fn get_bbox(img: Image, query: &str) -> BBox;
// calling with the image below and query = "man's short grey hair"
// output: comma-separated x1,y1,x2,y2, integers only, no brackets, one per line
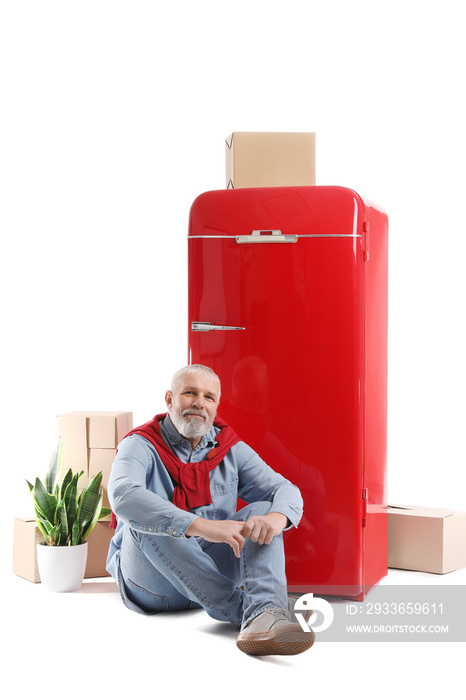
170,364,221,400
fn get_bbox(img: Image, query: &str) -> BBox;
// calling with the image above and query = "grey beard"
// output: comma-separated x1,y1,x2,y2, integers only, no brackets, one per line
171,410,213,440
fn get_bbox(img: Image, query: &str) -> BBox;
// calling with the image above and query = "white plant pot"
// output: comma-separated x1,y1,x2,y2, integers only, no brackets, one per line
36,542,88,592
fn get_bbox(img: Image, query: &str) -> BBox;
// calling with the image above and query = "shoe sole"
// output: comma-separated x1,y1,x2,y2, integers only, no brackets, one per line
236,624,315,656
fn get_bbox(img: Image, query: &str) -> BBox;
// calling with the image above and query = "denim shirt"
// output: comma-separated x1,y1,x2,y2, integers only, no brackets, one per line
106,415,303,580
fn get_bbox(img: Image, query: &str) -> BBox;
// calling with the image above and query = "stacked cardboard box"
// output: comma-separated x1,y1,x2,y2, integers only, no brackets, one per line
225,132,316,189
56,411,133,510
388,504,466,574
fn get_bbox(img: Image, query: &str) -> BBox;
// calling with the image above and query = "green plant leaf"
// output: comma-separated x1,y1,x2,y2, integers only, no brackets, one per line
63,472,80,534
71,518,82,546
99,507,112,519
35,516,53,544
59,468,73,501
45,438,63,495
55,499,69,545
49,523,61,546
78,472,103,532
32,478,57,525
36,515,53,534
82,489,104,541
37,519,61,546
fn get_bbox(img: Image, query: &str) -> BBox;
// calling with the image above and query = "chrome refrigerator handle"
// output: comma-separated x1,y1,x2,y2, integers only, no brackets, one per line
191,322,246,332
235,230,298,244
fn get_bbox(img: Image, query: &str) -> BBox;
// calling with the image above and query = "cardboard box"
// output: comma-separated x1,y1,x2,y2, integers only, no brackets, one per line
56,411,132,504
56,413,88,472
12,517,114,582
57,411,132,466
388,504,466,574
13,517,44,582
83,520,115,578
88,448,119,509
225,132,316,189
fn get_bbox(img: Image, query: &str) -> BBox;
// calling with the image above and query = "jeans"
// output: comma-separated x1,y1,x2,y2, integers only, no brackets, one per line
118,501,288,630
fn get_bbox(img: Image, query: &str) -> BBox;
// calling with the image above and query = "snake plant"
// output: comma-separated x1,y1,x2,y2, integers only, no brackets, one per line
26,438,111,546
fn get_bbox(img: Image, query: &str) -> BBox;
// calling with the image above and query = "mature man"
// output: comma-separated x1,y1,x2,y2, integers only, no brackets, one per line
106,364,314,656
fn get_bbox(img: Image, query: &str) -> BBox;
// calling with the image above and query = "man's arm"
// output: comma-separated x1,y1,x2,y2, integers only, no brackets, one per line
108,436,198,538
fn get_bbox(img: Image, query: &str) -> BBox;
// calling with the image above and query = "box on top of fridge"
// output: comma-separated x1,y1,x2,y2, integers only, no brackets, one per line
225,132,316,189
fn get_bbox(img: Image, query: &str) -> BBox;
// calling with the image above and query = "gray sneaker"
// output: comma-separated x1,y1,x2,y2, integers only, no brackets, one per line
236,607,315,656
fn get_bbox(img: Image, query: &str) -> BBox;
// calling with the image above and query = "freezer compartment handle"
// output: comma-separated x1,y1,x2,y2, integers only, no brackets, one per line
236,230,298,244
191,321,246,332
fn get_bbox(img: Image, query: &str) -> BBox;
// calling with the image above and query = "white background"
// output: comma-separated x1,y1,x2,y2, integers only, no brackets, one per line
1,0,465,697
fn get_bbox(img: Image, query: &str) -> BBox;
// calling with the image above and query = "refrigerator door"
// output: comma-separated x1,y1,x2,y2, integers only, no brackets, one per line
188,186,386,599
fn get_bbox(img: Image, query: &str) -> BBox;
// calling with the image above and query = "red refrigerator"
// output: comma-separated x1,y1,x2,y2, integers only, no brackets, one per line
187,186,388,600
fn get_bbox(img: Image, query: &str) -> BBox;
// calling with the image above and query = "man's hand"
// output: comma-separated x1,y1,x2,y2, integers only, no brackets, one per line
186,518,246,558
240,512,288,545
186,512,289,557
